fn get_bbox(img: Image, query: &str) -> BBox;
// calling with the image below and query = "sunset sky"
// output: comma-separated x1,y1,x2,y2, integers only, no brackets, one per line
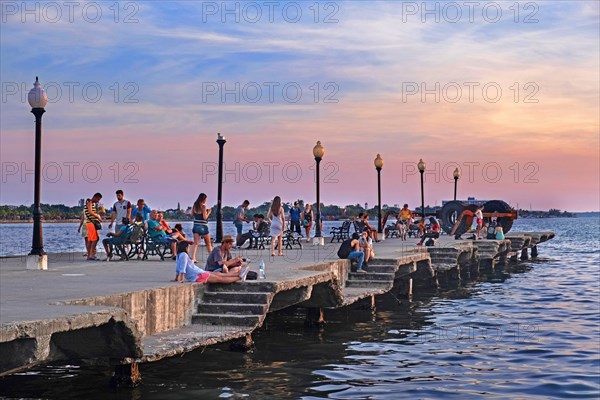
1,1,598,212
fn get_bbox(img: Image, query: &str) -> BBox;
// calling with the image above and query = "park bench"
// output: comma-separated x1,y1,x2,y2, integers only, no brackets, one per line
280,230,303,249
143,233,173,261
330,220,351,242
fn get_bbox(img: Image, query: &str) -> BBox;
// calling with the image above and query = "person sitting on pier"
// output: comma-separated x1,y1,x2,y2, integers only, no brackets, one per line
147,210,179,257
102,217,132,261
359,229,374,263
354,213,366,233
494,224,505,240
205,235,244,273
175,241,248,283
237,214,270,249
417,217,440,246
361,213,380,242
485,220,496,239
338,232,367,272
156,211,188,242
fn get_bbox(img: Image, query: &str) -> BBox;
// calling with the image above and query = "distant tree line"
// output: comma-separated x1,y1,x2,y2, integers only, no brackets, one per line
518,209,575,218
0,202,401,221
0,203,576,221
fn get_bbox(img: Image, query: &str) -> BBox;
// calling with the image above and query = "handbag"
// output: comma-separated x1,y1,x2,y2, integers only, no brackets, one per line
92,220,102,231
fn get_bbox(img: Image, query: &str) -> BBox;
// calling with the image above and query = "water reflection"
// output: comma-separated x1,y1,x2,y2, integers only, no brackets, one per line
1,218,599,399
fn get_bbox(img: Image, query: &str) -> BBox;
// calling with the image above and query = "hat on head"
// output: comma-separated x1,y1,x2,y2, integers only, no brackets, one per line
222,235,234,243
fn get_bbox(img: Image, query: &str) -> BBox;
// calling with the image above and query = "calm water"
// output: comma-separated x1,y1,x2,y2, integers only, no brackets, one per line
1,218,599,399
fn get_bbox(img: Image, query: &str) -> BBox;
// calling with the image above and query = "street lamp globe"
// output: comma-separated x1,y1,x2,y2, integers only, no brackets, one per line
453,167,461,179
313,141,325,159
28,77,48,109
418,158,426,173
374,154,384,170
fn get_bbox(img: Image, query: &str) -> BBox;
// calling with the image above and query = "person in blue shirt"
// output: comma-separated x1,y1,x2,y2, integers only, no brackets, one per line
288,201,302,236
102,217,132,261
130,198,152,222
174,241,249,283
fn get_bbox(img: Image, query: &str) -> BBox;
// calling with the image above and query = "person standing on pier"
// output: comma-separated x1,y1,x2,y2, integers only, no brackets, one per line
84,193,103,261
191,193,212,263
108,190,132,233
268,196,286,257
301,203,314,243
233,200,250,246
289,201,302,237
475,205,484,239
131,199,152,223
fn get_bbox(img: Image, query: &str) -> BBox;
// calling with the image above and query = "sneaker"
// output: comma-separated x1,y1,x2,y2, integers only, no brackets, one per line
356,269,367,273
416,242,423,246
239,266,250,281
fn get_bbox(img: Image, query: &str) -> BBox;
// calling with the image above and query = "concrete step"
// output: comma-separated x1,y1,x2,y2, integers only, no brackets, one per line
192,313,260,327
206,282,275,293
429,256,459,263
348,272,394,281
363,265,396,273
202,291,271,304
367,259,397,266
345,280,391,289
427,248,460,255
198,303,268,315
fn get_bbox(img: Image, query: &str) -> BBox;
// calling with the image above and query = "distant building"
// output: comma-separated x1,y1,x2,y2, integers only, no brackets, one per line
441,197,488,206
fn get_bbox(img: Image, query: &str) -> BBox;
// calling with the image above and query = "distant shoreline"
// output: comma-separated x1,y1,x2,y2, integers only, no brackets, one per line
0,219,230,224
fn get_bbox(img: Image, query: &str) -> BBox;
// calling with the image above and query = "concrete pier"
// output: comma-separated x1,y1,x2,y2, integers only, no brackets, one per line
0,231,554,378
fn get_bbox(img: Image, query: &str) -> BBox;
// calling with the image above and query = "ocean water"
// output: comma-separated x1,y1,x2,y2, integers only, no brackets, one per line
0,217,599,399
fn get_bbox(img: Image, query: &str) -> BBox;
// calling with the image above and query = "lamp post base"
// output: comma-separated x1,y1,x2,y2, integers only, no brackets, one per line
26,254,47,270
312,236,325,246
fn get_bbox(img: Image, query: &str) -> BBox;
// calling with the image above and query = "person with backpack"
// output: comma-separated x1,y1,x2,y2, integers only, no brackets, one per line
338,232,367,273
102,217,132,261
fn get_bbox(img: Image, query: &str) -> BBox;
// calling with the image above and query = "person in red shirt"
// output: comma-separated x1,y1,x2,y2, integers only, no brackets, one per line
417,217,441,246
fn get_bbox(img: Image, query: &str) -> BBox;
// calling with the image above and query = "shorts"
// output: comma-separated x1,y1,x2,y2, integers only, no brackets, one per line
195,272,211,284
156,236,176,244
477,218,483,227
81,224,88,238
86,222,99,241
193,223,209,236
234,221,243,235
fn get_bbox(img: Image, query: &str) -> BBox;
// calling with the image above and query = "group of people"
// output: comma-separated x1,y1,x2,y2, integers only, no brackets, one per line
79,190,326,263
78,190,194,261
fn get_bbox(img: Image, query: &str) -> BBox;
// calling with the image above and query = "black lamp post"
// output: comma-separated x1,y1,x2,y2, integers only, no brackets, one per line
418,159,426,221
28,77,48,268
313,141,324,245
215,133,226,243
374,154,384,234
453,167,461,201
